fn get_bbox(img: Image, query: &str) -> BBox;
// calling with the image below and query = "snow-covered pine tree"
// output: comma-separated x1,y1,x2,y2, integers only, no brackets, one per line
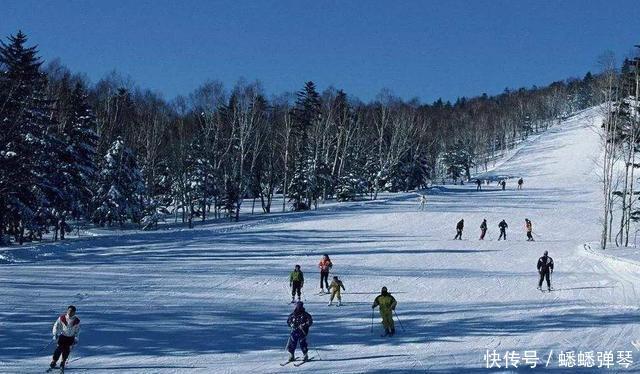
92,137,145,226
289,81,321,210
56,80,98,221
0,31,60,243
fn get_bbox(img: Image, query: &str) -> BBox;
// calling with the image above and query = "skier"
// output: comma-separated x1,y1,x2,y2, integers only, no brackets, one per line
525,219,534,241
49,305,80,372
328,276,346,306
476,179,482,191
418,194,427,210
480,219,488,240
518,178,524,190
537,250,554,291
498,219,508,240
454,219,464,240
289,265,304,303
318,254,333,294
501,180,506,190
286,301,313,363
372,287,397,336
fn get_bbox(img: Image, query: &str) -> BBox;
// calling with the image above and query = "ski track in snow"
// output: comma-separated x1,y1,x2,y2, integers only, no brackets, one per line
1,106,640,373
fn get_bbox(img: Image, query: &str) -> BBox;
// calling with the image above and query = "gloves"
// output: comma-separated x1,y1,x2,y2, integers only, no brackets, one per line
290,283,292,287
52,335,58,341
371,305,375,309
72,338,78,345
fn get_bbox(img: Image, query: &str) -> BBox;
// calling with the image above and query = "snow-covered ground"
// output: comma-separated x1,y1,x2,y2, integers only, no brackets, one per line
2,106,640,373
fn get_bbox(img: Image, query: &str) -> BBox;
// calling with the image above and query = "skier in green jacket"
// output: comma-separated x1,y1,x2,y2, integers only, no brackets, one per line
289,265,304,303
372,286,398,336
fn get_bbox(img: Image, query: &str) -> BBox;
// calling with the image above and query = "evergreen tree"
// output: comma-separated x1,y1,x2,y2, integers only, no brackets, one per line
56,80,98,220
0,31,59,243
92,138,145,226
289,81,321,210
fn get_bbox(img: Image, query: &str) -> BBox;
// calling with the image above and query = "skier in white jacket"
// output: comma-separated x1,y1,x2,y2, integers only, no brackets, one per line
49,305,80,371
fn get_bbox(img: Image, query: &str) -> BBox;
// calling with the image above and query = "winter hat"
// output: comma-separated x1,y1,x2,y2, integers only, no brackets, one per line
381,286,388,295
295,264,301,270
543,250,548,256
294,301,304,312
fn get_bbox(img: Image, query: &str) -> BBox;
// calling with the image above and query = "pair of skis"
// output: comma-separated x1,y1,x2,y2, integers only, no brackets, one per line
45,366,65,373
280,356,315,367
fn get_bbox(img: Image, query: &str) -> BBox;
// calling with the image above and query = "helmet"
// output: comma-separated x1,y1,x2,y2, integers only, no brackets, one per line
543,250,548,256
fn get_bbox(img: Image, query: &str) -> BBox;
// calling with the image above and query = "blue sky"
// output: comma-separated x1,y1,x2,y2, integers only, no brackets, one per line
3,0,639,102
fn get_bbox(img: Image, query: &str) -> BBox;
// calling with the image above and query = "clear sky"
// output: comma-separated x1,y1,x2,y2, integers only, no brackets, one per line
3,0,640,102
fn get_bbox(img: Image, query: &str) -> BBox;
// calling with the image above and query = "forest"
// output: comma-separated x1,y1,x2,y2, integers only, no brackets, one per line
0,31,607,244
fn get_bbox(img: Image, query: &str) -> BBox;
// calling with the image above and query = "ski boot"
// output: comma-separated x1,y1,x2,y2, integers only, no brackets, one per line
327,302,333,306
337,301,342,307
303,353,309,361
288,352,295,362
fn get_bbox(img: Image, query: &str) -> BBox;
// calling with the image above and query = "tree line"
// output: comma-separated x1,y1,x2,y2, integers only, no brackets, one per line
0,31,604,245
599,48,640,249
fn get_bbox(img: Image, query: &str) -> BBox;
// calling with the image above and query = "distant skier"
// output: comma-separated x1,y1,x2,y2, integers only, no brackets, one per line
286,302,313,362
501,180,506,190
328,276,346,306
498,219,508,240
476,179,482,191
418,194,427,210
454,219,464,240
289,265,304,303
480,219,488,240
372,287,397,336
49,305,80,372
537,250,554,291
525,219,534,241
318,254,333,294
517,178,524,190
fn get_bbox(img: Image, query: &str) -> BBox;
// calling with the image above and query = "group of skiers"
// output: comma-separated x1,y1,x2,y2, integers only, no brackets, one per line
455,218,534,241
283,253,400,364
288,255,347,306
474,177,523,191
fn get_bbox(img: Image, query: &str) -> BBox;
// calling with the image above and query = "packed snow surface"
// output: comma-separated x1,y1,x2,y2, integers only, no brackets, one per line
1,106,639,373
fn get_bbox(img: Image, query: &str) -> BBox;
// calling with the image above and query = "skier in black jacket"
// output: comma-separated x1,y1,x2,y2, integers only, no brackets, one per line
498,220,508,240
480,219,488,240
537,250,554,291
286,302,313,363
454,219,464,240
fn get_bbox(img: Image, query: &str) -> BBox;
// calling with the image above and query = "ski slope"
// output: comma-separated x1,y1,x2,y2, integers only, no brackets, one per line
1,106,640,373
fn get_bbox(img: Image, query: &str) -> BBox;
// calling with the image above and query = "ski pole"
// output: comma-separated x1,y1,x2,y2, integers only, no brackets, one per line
303,331,322,361
285,334,291,352
393,309,405,332
370,308,374,333
37,339,54,354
